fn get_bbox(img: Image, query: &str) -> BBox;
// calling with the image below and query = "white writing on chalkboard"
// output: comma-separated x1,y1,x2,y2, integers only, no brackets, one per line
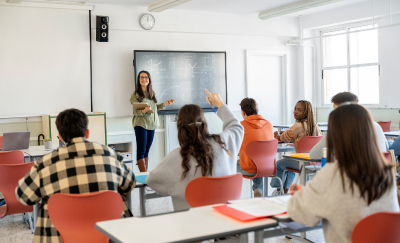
135,51,227,111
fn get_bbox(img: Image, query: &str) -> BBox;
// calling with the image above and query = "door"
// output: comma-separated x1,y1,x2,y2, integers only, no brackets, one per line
246,51,288,126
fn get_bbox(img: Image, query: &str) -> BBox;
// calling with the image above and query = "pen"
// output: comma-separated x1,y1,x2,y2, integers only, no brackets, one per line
207,97,217,114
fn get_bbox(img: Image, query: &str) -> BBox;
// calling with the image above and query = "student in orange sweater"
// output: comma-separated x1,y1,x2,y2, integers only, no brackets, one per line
237,98,274,197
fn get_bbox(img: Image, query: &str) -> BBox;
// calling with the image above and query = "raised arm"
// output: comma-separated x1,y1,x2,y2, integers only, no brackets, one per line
205,89,244,156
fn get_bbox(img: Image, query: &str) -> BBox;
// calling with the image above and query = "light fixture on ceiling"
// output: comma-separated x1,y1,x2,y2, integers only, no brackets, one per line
6,0,24,3
258,0,344,20
148,0,192,13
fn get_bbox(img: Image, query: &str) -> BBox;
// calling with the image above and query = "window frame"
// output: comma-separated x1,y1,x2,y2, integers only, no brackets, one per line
319,20,380,107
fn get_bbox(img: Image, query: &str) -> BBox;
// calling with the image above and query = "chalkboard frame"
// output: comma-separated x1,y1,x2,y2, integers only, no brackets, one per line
133,50,227,115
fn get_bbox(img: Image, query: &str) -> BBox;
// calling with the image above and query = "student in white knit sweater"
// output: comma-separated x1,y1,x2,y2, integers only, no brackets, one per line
147,89,244,211
288,104,399,243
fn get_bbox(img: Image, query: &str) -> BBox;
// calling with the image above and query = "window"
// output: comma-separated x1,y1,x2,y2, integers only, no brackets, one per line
321,22,379,105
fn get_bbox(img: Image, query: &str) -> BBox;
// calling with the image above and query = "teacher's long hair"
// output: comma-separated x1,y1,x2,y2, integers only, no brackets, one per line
327,104,393,205
134,70,157,103
177,105,231,180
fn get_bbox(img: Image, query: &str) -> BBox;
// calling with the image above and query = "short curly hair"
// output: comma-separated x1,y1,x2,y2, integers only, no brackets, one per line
331,92,358,105
55,109,88,144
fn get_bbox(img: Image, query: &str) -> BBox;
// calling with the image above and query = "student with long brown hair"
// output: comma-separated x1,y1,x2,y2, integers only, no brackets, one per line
288,104,398,243
147,89,244,211
270,100,321,195
130,70,175,172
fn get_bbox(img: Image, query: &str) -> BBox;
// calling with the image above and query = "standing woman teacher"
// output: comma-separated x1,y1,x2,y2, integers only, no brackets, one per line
130,70,175,172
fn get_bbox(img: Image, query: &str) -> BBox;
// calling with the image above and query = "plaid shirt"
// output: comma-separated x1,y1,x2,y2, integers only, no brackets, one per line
16,137,136,243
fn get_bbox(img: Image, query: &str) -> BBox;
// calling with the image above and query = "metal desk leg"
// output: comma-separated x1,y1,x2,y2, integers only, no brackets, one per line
139,187,146,217
126,191,132,213
300,162,307,186
239,233,248,243
33,203,39,230
263,177,268,197
254,230,264,243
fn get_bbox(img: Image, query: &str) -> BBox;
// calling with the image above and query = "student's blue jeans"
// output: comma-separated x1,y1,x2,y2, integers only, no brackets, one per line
388,137,400,157
270,158,299,189
134,126,155,160
237,164,263,192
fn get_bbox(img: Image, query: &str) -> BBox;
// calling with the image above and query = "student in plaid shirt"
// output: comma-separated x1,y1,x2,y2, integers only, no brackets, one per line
16,109,136,243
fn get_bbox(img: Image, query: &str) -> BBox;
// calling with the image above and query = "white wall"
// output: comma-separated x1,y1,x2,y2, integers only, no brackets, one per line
90,4,300,117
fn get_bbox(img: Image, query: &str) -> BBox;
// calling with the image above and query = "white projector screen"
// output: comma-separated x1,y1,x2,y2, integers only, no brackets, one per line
0,6,91,117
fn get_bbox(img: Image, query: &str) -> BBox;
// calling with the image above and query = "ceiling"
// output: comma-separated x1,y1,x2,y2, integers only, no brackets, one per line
30,0,370,15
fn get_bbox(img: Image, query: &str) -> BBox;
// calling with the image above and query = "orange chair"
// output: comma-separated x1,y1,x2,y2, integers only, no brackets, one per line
48,191,123,243
0,150,25,165
0,162,35,232
243,139,283,197
185,173,242,208
0,136,2,149
377,121,391,132
351,212,400,243
284,136,324,184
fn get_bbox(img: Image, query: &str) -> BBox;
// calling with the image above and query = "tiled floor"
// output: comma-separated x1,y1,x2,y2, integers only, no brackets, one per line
0,178,325,243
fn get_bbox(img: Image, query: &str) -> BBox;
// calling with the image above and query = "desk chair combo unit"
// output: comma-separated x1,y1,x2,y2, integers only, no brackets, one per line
244,139,284,198
0,150,35,233
283,136,324,186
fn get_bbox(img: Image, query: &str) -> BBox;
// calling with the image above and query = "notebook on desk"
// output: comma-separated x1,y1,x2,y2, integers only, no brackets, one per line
289,153,310,159
1,131,30,151
213,196,291,221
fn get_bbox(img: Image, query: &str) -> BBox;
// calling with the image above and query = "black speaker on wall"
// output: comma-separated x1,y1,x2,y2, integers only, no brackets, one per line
96,16,109,42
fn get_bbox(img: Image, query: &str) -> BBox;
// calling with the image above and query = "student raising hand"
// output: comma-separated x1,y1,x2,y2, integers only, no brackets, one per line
205,89,224,108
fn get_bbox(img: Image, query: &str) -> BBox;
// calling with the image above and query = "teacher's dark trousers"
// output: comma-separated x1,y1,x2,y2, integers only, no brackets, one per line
134,126,155,160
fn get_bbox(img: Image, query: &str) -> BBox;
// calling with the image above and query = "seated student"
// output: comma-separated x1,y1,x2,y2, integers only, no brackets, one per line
270,100,321,195
16,109,136,243
310,92,388,159
147,89,244,211
237,98,273,197
388,138,400,158
288,104,399,243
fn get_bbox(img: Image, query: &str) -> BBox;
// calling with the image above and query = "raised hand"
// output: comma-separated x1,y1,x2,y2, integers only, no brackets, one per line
205,89,224,108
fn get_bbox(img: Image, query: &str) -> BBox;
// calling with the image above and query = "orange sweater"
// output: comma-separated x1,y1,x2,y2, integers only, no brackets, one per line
239,115,274,173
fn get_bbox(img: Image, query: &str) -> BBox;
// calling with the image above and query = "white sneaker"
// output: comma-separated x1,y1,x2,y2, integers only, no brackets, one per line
253,188,262,197
272,189,281,196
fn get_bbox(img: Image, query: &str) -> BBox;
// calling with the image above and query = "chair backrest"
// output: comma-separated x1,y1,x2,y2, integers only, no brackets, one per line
0,162,34,217
351,212,400,243
297,136,325,153
48,191,123,243
185,173,242,208
0,150,25,165
245,139,279,178
377,121,391,132
383,151,392,163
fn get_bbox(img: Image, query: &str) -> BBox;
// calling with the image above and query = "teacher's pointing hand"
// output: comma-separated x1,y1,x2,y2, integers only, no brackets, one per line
163,99,176,106
205,89,224,108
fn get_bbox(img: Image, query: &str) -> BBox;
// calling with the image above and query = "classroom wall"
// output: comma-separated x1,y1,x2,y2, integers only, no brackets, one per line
0,3,300,170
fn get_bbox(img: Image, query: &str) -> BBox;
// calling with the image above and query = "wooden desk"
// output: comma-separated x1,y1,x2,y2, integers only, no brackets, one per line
95,204,278,243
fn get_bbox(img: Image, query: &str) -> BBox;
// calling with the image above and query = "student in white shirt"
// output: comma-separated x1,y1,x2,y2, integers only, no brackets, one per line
310,92,388,159
288,104,399,243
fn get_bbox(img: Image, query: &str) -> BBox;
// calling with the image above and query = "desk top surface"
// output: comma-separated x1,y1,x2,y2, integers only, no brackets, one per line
21,146,54,158
95,204,277,243
384,131,400,137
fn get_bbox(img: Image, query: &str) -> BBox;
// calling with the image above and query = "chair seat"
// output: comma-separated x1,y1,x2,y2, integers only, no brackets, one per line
286,168,299,173
0,205,6,218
